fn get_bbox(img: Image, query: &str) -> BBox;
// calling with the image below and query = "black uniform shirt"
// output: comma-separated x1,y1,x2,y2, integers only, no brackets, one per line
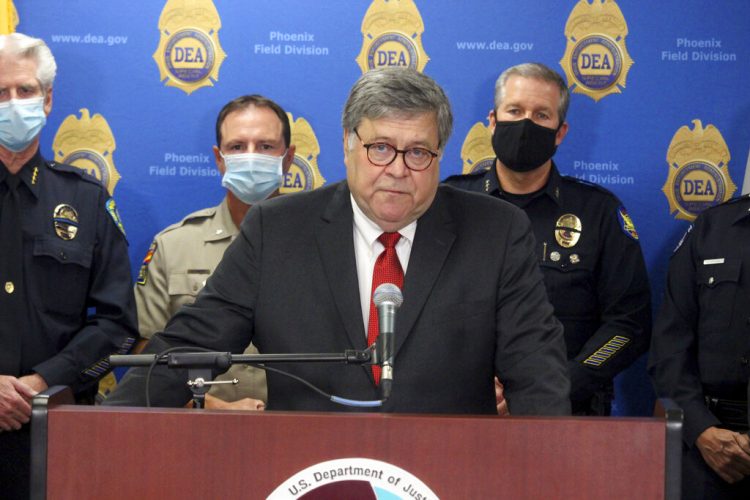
445,163,651,403
0,151,137,393
649,195,750,446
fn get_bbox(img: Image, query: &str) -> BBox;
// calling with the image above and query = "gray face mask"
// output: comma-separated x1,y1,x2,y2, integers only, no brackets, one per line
220,151,285,204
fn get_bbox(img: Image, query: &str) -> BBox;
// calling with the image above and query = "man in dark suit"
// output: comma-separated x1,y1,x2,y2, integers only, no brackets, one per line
105,67,570,415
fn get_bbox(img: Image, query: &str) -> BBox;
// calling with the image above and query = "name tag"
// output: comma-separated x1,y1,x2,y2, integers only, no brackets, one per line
703,258,725,265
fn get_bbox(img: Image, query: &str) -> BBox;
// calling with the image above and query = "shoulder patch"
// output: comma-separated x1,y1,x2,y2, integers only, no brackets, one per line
616,205,639,240
105,198,127,238
672,224,693,254
136,240,157,286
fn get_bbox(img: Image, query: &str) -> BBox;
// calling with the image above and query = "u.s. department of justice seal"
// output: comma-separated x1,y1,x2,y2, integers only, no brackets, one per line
662,119,736,221
460,122,495,174
153,0,227,95
52,109,122,195
355,0,430,74
281,113,326,194
560,0,634,102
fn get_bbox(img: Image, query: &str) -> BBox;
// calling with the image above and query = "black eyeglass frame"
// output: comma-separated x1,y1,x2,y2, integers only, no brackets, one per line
353,128,439,171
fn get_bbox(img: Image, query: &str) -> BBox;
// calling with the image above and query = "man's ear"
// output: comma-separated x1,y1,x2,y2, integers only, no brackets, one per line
213,145,226,175
282,145,296,174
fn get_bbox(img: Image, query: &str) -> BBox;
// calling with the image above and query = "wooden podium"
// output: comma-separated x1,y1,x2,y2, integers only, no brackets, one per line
31,387,682,499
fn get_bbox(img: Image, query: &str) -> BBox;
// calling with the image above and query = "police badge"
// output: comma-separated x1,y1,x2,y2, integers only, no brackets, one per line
555,214,582,248
53,204,79,241
662,119,736,221
53,109,122,195
560,0,634,102
281,113,326,194
355,0,430,74
460,122,495,174
153,0,227,95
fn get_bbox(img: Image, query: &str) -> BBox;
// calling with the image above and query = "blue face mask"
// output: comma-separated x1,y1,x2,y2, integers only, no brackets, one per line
0,97,47,153
220,151,285,204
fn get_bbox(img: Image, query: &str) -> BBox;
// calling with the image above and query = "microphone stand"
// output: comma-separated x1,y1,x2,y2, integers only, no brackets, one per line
110,350,374,409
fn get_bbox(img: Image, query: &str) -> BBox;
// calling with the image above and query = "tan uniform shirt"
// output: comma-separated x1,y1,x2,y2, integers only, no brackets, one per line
135,199,266,402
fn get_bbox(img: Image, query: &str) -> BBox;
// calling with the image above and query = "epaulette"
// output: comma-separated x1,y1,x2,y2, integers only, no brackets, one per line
47,161,103,188
443,169,487,184
159,205,217,235
560,174,616,194
704,192,750,211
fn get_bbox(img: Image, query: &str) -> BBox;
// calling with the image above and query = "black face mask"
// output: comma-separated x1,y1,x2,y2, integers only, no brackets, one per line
491,118,559,172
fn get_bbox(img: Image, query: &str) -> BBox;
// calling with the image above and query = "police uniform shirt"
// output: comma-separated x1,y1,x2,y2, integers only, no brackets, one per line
444,163,652,405
649,196,750,447
135,198,267,403
0,151,137,391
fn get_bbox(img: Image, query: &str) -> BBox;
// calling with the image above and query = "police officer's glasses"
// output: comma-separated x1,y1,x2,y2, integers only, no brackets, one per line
354,128,438,171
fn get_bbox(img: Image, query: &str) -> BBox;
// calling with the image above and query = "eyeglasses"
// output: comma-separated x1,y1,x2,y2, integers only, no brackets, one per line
354,128,438,171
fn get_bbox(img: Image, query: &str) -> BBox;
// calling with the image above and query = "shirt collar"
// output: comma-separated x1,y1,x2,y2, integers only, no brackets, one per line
204,197,238,243
350,193,416,247
488,161,563,207
0,149,44,199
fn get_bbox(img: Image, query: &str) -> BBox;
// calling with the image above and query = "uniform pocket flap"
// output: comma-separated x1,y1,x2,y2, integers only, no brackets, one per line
32,235,92,267
697,258,741,287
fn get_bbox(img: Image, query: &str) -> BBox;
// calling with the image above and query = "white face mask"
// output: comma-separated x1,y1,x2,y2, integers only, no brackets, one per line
0,97,47,152
220,151,285,204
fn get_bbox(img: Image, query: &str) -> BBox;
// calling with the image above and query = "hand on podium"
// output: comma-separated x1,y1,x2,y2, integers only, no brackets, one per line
495,377,509,416
204,394,266,411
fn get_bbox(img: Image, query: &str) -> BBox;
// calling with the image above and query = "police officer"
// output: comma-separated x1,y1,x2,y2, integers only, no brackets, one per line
133,95,294,410
445,62,651,415
649,196,750,499
0,33,137,498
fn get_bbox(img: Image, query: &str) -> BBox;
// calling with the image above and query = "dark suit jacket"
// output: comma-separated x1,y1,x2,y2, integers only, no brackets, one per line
106,181,570,415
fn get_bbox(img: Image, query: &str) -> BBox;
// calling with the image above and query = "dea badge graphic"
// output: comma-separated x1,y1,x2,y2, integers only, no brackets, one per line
268,458,438,499
662,119,737,221
560,0,634,102
355,0,430,73
461,122,495,174
52,109,122,194
153,0,227,95
281,113,326,194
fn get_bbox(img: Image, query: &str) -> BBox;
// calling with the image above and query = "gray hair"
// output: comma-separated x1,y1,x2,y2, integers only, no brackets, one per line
494,63,570,125
0,33,57,91
342,67,453,150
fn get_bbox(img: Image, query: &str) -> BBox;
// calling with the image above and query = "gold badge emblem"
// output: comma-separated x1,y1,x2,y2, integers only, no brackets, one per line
355,0,430,74
53,204,79,241
662,119,736,221
153,0,227,95
52,109,122,195
555,214,582,248
570,254,580,264
281,113,326,194
460,122,495,174
560,0,634,102
4,282,14,294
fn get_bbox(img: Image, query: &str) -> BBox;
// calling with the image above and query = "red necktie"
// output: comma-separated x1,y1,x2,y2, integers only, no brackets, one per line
367,232,403,383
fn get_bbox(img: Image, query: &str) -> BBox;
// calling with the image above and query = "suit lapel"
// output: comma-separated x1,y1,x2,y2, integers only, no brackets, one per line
315,182,368,351
396,189,456,354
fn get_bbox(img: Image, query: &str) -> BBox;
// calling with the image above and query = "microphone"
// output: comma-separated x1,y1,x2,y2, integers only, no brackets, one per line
373,283,403,401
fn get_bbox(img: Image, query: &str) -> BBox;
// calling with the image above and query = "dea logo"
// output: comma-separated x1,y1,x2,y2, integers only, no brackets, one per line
560,0,634,102
268,458,438,499
281,113,326,194
662,119,736,221
153,0,227,95
52,109,121,194
461,122,495,174
356,0,430,73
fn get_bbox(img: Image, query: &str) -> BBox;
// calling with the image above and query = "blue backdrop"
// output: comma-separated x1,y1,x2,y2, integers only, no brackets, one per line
13,0,750,415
